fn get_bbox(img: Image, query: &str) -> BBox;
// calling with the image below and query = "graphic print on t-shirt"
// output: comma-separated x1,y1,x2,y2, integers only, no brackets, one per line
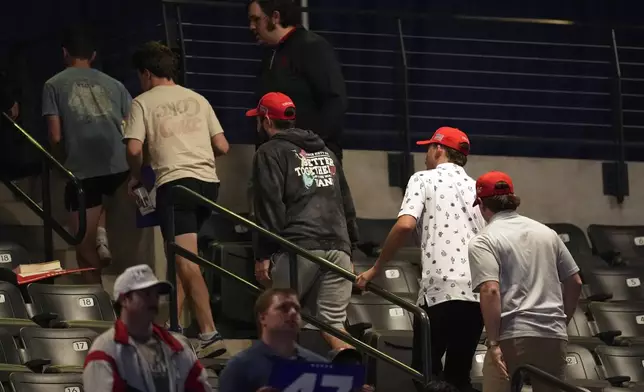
398,163,485,307
68,81,113,123
292,149,337,189
153,97,203,138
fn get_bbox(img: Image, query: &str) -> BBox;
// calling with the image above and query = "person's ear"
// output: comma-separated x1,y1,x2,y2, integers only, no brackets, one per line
271,10,281,25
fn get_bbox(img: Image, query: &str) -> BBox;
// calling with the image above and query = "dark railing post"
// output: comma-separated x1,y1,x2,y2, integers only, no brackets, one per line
289,252,299,291
609,29,627,204
166,205,180,333
40,162,54,262
397,18,413,190
176,6,188,86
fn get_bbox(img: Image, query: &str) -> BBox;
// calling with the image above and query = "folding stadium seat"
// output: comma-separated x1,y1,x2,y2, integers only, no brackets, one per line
19,327,98,372
588,301,644,344
353,260,420,295
9,372,83,392
0,243,30,271
354,218,420,263
546,223,607,274
26,284,114,332
565,344,605,381
587,225,644,266
568,301,594,338
0,283,38,331
345,292,415,333
363,330,416,392
595,345,644,384
584,266,644,301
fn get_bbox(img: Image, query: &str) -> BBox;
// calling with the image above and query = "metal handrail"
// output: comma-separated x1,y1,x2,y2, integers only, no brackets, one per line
511,364,589,392
0,113,86,253
165,185,432,386
609,29,626,205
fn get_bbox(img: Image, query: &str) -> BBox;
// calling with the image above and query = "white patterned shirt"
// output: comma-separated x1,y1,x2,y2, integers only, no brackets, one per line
399,163,486,307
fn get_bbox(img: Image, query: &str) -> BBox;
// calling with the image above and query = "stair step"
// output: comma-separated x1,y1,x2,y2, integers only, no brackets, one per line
0,225,73,252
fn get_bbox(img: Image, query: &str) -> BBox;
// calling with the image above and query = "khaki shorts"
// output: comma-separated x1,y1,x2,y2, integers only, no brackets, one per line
483,337,567,392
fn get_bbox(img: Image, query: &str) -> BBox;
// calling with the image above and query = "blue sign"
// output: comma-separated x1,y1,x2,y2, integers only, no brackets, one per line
135,166,159,228
269,359,365,392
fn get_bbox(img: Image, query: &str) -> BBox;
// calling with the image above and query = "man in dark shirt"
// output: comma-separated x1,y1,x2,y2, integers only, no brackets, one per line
247,92,358,352
219,288,373,392
248,0,347,161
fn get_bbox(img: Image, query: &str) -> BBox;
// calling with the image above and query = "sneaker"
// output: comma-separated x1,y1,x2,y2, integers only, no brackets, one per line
96,238,112,266
196,332,227,359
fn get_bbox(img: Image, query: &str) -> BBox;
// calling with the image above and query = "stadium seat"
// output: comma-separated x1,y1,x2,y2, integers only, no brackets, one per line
547,223,607,274
9,372,83,392
19,327,98,371
0,243,30,271
595,345,644,384
353,261,420,295
363,330,415,392
354,218,419,261
568,301,594,338
584,266,644,301
0,328,24,366
470,344,487,384
0,283,38,331
565,344,604,380
588,301,644,344
587,225,644,266
345,293,415,333
26,284,114,331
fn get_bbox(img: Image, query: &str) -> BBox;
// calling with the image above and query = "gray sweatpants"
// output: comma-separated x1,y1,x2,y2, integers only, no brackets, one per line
271,250,353,330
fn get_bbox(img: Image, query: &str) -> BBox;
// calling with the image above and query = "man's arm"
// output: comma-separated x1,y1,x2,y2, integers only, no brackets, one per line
82,351,118,392
555,234,582,324
469,236,502,343
372,174,426,271
218,357,251,392
335,157,359,244
207,105,229,156
301,38,348,141
41,82,64,158
123,100,147,182
253,149,287,259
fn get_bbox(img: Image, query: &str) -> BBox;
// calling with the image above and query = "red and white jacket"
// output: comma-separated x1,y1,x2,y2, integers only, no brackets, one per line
82,320,212,392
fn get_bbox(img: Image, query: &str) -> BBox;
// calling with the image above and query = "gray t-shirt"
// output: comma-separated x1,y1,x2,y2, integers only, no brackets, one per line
42,67,131,179
135,336,170,392
468,211,580,341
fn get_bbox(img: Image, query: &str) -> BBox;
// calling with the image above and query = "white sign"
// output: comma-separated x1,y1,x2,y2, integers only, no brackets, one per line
558,234,571,243
64,387,81,392
636,315,644,325
0,254,11,264
284,374,354,392
78,297,95,308
565,356,578,365
388,308,404,317
475,354,484,363
72,341,88,352
627,278,641,288
385,269,400,279
634,237,644,247
0,294,6,304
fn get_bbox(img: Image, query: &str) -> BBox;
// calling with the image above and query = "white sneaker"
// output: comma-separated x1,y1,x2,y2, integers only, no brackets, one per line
96,238,112,266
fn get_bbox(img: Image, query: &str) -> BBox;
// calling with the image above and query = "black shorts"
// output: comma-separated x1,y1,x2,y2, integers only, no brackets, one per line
65,171,129,212
156,177,220,240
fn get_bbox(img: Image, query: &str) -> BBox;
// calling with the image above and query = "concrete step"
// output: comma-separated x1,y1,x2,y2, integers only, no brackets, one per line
0,201,48,226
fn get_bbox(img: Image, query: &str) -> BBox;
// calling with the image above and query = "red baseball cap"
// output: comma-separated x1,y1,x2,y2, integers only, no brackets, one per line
473,171,514,206
416,127,470,156
246,92,296,120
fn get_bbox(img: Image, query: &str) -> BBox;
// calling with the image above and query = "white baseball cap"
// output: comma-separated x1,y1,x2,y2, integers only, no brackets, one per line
113,264,172,302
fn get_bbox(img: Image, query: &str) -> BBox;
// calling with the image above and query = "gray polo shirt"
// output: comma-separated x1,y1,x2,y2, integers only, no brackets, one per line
468,211,579,341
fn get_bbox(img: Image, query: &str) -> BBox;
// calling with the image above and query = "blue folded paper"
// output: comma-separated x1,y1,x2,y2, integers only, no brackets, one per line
269,358,365,392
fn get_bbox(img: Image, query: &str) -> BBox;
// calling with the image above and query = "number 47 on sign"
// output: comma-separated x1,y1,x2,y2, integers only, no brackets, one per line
269,360,366,392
